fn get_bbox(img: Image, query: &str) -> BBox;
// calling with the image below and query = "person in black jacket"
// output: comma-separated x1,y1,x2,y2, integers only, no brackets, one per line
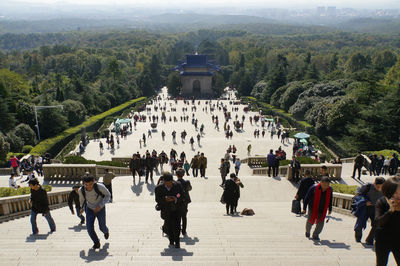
302,177,333,241
295,170,315,207
145,153,154,183
29,179,56,234
155,172,184,248
176,168,192,236
223,173,240,215
374,177,400,266
291,156,301,183
352,152,365,180
68,185,85,224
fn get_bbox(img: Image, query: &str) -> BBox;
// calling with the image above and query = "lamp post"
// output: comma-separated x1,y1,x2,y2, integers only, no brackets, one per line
34,105,64,141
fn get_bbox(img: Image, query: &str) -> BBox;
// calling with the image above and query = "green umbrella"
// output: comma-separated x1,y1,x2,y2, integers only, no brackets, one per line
294,132,310,139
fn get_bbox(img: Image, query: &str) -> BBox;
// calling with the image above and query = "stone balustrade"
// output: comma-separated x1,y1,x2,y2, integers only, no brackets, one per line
43,164,131,181
0,190,70,223
242,156,267,167
252,164,342,181
341,157,356,163
332,192,353,216
111,157,131,166
0,168,11,175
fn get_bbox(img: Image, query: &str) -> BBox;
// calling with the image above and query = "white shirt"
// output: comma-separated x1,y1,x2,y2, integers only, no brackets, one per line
9,178,18,188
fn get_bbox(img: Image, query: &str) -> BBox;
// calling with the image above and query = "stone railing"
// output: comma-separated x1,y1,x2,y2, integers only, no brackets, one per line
341,157,356,164
43,164,131,181
332,192,353,216
0,168,11,175
111,157,131,166
252,164,342,181
242,156,267,167
0,190,70,223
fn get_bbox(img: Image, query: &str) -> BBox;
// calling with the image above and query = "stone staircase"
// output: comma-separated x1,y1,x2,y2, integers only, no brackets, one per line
1,175,394,266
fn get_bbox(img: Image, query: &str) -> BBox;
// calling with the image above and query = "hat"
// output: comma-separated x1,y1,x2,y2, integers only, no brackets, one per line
375,177,385,185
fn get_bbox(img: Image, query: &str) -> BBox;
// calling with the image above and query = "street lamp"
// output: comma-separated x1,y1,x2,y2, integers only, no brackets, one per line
34,105,64,141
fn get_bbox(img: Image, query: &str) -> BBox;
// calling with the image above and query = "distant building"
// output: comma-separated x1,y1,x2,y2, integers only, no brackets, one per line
173,54,221,97
327,6,337,16
316,6,326,16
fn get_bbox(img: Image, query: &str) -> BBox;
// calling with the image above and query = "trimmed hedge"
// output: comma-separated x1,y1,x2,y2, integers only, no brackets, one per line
242,96,313,133
363,150,400,158
0,185,52,198
331,183,358,195
30,97,146,157
64,156,127,168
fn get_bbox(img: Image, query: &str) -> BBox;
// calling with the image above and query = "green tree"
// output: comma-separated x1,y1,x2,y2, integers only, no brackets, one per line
38,94,68,139
0,133,10,163
62,99,87,126
15,100,35,129
149,54,162,89
329,53,338,72
0,80,16,132
5,132,24,153
347,53,367,72
212,72,225,97
107,58,122,81
238,72,253,96
167,72,182,97
14,123,37,146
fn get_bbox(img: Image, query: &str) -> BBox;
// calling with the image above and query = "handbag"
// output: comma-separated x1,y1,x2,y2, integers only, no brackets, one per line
220,193,225,204
291,199,301,214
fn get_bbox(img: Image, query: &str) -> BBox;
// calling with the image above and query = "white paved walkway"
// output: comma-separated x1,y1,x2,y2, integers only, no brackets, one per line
81,87,292,177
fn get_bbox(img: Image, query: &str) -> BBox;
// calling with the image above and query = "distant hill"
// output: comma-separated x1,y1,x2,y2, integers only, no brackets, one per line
335,17,400,34
146,13,275,25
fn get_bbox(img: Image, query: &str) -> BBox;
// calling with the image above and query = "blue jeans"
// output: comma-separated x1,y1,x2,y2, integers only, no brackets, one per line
30,210,56,234
85,206,108,244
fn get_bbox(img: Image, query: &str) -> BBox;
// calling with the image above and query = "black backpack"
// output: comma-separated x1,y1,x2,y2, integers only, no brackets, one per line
81,183,105,207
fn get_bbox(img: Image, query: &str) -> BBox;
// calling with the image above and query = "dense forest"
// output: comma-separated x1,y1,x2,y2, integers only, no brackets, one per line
0,25,399,162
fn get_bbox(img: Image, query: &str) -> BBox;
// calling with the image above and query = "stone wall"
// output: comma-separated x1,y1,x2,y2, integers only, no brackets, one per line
181,76,212,96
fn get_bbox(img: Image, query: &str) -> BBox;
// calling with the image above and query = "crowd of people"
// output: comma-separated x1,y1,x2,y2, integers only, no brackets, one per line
293,165,400,265
352,152,399,180
128,149,208,183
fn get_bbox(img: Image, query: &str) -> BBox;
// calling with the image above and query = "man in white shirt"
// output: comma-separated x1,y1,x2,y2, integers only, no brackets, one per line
9,174,20,189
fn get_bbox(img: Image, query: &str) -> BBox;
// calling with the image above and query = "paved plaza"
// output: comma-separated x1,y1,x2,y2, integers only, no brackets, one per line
81,87,291,177
0,87,395,265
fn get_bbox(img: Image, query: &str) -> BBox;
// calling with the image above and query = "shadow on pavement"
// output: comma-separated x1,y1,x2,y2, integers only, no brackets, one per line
26,232,50,242
160,247,194,261
313,240,351,249
146,182,156,195
68,224,87,232
79,243,110,262
180,235,199,246
131,181,144,196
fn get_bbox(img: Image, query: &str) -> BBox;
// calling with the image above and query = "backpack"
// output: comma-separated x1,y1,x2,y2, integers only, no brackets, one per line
350,183,372,213
81,183,105,207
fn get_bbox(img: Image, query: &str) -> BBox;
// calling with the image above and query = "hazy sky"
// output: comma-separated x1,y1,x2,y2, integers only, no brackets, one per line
4,0,400,9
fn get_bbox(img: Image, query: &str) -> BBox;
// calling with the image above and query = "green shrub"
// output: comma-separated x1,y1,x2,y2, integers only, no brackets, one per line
331,183,358,195
0,185,52,198
22,145,33,153
363,150,400,158
261,156,320,167
30,97,146,156
64,156,126,168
